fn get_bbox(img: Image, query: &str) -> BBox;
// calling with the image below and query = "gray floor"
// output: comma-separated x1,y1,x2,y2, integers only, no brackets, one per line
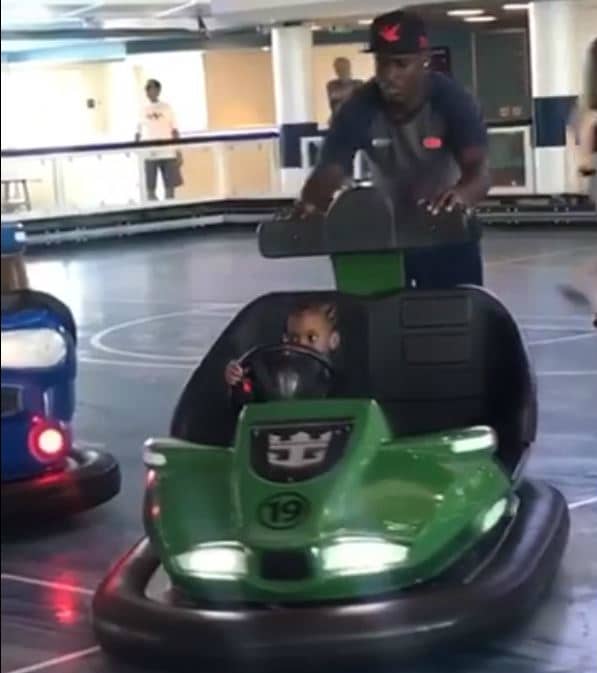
1,227,596,673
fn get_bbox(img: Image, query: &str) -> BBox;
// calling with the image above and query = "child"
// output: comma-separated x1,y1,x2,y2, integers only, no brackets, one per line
225,301,341,387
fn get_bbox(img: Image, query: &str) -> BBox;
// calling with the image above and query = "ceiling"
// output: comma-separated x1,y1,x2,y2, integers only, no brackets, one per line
1,0,591,55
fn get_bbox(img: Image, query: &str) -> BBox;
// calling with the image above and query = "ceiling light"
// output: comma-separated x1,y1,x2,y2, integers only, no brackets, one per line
358,19,373,25
261,46,271,51
503,3,530,9
465,15,498,22
447,9,484,17
311,24,322,31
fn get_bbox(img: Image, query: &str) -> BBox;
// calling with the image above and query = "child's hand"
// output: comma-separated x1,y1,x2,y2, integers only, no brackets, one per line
225,360,244,387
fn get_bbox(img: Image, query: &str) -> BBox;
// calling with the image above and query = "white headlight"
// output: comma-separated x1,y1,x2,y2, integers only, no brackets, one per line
322,537,409,576
450,427,496,453
1,329,67,369
480,498,508,533
176,543,247,580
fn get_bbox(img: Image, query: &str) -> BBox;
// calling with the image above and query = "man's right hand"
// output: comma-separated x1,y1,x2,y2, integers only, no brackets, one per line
292,200,321,220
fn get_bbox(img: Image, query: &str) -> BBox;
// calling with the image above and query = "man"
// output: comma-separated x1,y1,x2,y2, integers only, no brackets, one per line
135,79,182,201
326,57,363,119
301,10,490,289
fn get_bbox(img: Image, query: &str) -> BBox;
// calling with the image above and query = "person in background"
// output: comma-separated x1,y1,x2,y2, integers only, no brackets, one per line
135,79,182,201
562,38,596,327
301,9,490,290
326,58,363,119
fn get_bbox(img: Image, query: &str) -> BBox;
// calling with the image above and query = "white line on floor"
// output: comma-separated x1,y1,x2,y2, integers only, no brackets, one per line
5,646,100,673
0,573,94,596
515,314,589,321
521,324,587,332
569,496,597,511
529,332,597,347
79,355,193,369
89,308,233,361
74,439,106,449
536,370,597,376
486,246,590,267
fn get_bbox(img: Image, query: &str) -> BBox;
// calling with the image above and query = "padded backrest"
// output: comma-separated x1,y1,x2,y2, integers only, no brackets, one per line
1,290,77,342
366,289,536,472
171,288,536,473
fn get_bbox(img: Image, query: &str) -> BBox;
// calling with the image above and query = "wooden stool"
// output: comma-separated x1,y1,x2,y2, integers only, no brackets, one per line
1,179,31,213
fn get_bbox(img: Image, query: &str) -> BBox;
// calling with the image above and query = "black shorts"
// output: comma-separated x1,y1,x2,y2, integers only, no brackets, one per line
144,159,181,193
405,240,484,289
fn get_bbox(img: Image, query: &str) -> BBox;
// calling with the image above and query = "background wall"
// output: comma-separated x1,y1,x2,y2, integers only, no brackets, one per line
203,48,275,129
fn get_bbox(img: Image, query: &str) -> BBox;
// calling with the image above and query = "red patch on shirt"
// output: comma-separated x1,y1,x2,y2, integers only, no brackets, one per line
423,136,443,150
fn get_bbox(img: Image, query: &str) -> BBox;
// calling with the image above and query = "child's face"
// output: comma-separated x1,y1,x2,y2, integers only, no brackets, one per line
284,309,339,354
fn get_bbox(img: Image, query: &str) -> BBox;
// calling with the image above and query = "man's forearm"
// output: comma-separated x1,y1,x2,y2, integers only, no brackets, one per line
301,163,347,210
457,159,491,206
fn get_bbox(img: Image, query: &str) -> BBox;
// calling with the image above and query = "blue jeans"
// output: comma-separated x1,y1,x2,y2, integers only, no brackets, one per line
404,240,483,289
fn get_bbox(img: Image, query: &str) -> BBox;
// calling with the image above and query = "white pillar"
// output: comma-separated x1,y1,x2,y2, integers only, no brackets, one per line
271,25,317,195
529,0,582,195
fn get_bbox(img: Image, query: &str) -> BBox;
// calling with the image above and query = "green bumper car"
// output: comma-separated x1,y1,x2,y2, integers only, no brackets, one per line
93,188,569,670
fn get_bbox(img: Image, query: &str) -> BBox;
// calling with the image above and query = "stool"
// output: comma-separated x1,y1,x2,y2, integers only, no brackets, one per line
1,179,31,214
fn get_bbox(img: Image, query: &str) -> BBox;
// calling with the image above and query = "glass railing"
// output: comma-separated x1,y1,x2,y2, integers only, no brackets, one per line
2,123,587,223
1,130,281,219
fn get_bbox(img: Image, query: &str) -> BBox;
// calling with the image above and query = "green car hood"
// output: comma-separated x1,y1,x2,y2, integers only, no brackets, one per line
144,400,511,602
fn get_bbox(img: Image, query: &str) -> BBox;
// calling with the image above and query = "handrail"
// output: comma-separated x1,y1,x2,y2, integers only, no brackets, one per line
1,128,280,159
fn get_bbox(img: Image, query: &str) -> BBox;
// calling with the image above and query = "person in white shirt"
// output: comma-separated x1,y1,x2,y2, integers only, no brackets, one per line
135,79,182,200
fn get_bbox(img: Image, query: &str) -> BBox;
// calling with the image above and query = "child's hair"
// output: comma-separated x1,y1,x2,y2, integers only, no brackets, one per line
287,300,338,329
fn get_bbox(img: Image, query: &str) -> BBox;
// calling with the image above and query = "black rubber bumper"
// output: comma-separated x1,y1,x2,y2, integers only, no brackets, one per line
92,480,569,671
1,449,121,523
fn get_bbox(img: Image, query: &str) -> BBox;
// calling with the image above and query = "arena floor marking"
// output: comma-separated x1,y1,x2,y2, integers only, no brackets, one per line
486,246,590,267
89,308,235,362
535,370,597,377
79,354,193,369
5,647,100,673
528,332,597,347
568,496,597,511
0,574,94,596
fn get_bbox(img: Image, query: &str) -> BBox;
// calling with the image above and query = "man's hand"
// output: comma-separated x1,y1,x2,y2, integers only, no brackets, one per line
292,200,322,220
428,186,468,215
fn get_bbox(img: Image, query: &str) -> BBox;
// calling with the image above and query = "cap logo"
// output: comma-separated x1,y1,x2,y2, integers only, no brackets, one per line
379,23,401,43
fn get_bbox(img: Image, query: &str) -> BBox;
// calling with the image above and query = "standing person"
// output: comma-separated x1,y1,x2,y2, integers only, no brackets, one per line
562,38,597,326
300,10,490,290
135,79,182,201
326,58,363,119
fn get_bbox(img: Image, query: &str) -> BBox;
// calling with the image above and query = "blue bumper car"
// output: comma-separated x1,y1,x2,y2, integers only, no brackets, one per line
1,224,120,523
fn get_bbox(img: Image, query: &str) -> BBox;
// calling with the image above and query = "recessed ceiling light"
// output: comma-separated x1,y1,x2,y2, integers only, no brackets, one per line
447,9,484,17
503,3,530,9
311,24,322,31
358,19,373,25
465,15,498,22
261,46,270,51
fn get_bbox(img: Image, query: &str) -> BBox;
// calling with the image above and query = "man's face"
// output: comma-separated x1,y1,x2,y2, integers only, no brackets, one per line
334,58,351,80
375,52,426,106
146,84,160,103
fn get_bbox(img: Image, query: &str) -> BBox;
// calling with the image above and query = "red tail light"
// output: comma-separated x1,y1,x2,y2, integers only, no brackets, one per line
28,417,68,462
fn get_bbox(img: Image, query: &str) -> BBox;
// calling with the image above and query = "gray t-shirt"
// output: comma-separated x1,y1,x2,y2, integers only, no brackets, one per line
320,73,488,211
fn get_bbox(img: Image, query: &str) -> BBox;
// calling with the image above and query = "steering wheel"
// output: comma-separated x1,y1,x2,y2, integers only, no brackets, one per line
232,344,335,403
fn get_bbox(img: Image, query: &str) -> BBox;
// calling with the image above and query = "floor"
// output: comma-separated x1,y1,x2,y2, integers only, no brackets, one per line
1,226,596,673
